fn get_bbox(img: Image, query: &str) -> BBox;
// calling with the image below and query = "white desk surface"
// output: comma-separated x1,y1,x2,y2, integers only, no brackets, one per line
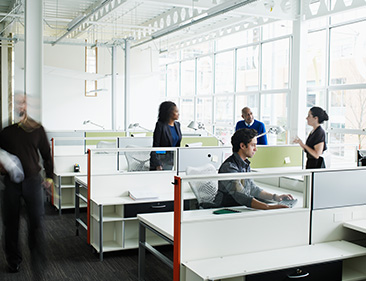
54,172,87,177
138,212,174,241
91,191,195,206
183,240,366,280
137,206,308,241
344,220,366,234
75,175,87,185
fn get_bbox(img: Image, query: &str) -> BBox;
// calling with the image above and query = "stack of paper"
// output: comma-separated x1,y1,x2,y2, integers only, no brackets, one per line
129,190,159,200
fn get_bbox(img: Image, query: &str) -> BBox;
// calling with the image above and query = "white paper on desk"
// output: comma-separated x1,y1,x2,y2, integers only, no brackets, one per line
129,189,158,200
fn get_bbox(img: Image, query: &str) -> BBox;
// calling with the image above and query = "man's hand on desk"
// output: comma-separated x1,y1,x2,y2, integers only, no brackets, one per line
275,194,294,202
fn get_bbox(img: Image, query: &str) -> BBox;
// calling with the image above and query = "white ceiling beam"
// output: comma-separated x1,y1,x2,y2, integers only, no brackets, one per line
69,0,129,40
51,0,128,45
140,0,216,9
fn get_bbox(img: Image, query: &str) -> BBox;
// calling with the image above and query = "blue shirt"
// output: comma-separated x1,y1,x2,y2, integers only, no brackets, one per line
235,119,268,145
169,125,179,147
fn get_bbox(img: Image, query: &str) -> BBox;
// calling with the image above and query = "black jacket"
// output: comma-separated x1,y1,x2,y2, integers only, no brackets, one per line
150,121,182,170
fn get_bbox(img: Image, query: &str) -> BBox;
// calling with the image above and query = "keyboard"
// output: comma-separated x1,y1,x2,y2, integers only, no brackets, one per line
278,198,298,208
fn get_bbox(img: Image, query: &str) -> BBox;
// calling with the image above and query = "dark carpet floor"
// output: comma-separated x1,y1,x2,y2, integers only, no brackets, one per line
0,200,173,281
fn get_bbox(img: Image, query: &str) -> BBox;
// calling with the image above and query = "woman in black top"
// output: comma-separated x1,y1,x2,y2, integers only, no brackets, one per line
150,101,182,170
293,106,329,169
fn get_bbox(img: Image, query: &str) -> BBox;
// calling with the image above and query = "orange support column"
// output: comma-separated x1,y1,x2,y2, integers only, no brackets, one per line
173,176,182,281
51,138,55,205
87,149,91,244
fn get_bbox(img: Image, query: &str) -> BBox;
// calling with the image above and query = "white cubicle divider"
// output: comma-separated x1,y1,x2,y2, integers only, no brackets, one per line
79,147,196,260
177,146,232,174
52,136,119,155
168,169,366,281
311,167,366,244
118,136,153,148
51,137,119,214
178,171,311,261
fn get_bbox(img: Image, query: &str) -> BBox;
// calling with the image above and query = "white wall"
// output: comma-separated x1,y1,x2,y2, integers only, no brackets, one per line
13,41,160,132
130,45,160,131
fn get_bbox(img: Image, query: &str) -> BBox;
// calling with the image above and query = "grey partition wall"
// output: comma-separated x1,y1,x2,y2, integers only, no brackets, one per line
312,168,366,209
178,146,232,173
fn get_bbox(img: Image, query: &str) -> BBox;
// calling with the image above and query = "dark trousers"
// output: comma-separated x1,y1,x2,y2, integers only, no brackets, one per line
1,174,45,267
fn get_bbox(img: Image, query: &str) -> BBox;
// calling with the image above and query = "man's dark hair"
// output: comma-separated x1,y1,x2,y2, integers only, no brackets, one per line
231,128,258,153
158,101,177,123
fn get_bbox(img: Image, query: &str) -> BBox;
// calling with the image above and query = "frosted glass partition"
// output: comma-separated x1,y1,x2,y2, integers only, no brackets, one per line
179,169,312,217
312,167,366,210
52,137,118,156
88,147,178,174
118,137,153,148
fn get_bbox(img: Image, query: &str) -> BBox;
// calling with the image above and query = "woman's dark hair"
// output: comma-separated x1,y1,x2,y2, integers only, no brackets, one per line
231,128,258,153
158,101,177,123
310,106,329,124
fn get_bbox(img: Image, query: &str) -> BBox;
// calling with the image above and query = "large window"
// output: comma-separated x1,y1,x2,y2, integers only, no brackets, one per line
167,63,179,97
307,30,327,87
260,93,288,144
307,9,366,154
329,21,366,85
236,46,259,92
261,38,290,90
159,21,292,145
180,60,195,96
85,40,98,97
215,51,234,94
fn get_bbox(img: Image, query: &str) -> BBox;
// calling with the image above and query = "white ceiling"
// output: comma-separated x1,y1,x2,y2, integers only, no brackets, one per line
2,0,362,49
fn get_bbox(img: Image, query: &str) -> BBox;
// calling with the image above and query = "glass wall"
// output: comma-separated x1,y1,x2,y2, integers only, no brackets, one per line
307,7,366,153
159,21,292,145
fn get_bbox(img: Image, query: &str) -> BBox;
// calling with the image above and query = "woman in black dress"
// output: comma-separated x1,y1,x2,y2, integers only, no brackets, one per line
293,106,329,169
150,101,182,170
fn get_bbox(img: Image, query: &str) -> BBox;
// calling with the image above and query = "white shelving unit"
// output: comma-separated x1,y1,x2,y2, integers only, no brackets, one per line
89,198,179,261
53,172,87,214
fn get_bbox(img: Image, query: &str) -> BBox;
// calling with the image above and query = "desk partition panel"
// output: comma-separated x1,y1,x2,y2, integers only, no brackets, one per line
311,167,366,244
176,170,312,263
180,136,219,147
312,168,366,210
250,145,303,168
117,137,153,148
84,132,126,145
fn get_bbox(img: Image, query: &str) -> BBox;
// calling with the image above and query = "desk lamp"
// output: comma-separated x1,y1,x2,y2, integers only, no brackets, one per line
187,121,224,145
128,123,151,132
257,125,285,138
83,120,105,130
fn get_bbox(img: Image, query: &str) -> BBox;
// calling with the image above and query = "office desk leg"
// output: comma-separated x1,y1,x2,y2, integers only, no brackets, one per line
99,204,103,261
138,222,146,281
75,182,80,236
58,175,62,215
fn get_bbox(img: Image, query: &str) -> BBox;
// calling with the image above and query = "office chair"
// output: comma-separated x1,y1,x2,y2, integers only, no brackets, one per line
186,163,219,209
125,145,150,172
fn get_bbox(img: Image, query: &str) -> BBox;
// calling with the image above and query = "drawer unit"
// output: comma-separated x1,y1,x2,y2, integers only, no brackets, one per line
124,200,192,218
246,260,342,281
124,201,174,218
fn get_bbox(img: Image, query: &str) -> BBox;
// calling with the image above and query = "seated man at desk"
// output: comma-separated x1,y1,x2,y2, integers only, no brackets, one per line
214,128,293,210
